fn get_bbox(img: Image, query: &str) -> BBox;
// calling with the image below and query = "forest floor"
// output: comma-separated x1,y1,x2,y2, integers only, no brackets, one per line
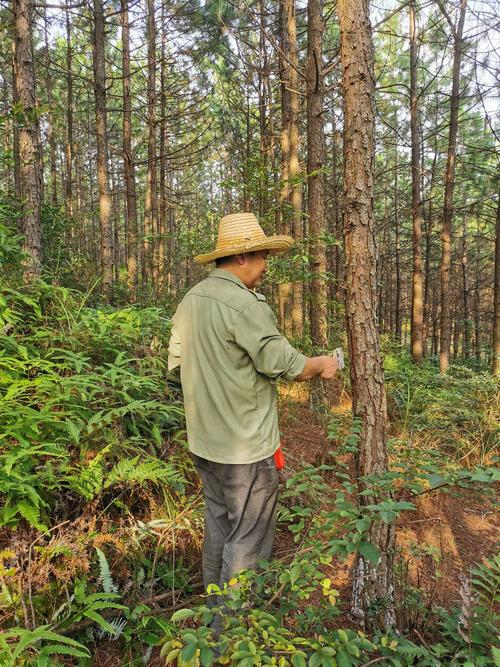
276,382,499,617
91,380,499,666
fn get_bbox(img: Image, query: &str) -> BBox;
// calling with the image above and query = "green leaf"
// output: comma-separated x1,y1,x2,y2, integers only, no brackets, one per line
358,541,380,564
38,644,90,659
292,654,307,667
83,609,121,635
17,501,47,531
171,608,196,623
164,648,181,664
309,653,322,667
200,645,216,666
181,642,197,662
336,649,353,667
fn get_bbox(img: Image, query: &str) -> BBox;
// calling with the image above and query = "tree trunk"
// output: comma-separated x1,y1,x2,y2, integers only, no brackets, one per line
43,12,57,208
92,0,113,300
121,0,139,301
394,155,402,344
493,179,500,375
145,0,158,292
423,123,438,354
338,0,394,629
330,112,342,307
65,9,74,219
157,0,168,296
439,0,467,373
307,0,328,351
461,215,471,357
474,232,481,366
286,0,303,337
13,0,42,280
409,0,424,361
11,40,21,199
278,0,292,335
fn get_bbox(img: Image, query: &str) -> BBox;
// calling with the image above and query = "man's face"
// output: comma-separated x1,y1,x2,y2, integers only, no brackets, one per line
241,250,269,289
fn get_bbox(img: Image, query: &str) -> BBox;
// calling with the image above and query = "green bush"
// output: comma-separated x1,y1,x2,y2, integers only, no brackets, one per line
0,281,186,531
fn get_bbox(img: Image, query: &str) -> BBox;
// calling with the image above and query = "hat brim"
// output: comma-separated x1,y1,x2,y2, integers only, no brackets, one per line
194,235,294,265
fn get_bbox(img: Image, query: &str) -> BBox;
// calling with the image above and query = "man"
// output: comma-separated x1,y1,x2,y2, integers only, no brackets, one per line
168,212,337,607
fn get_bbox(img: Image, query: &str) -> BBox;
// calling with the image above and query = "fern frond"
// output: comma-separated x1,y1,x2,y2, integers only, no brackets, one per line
95,547,118,594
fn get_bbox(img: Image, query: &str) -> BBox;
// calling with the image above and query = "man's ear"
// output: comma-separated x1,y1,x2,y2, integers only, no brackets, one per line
235,254,246,266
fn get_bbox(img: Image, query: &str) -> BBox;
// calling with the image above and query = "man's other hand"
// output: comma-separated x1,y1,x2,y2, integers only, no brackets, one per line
318,355,338,379
294,354,339,382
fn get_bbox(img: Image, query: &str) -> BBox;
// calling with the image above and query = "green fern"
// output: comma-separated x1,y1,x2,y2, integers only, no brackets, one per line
105,456,186,490
471,554,500,610
95,547,118,595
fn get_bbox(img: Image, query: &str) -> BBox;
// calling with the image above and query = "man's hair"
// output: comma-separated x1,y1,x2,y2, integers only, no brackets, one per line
215,251,259,268
215,255,236,267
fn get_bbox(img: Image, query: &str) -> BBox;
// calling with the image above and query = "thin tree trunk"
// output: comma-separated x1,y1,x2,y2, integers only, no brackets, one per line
121,0,139,301
474,232,481,366
394,156,402,343
286,0,303,336
307,0,328,350
278,0,292,335
461,215,471,357
92,0,113,300
493,179,500,375
43,12,57,208
65,9,74,219
338,0,394,630
423,126,438,353
409,0,424,361
11,40,21,199
145,0,158,292
329,112,340,306
13,0,43,280
157,0,167,296
439,0,467,373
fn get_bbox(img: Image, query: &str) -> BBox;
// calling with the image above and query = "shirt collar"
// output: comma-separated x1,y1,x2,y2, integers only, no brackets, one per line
209,268,251,292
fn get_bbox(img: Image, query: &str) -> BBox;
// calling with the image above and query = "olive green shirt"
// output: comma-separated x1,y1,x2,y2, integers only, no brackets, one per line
168,269,306,464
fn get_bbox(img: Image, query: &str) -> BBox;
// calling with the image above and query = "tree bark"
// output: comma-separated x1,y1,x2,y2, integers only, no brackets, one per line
11,40,21,200
278,0,292,335
409,0,424,361
286,0,303,337
338,0,394,629
121,0,139,301
461,215,471,357
394,155,402,344
423,122,438,354
145,0,158,291
439,0,467,373
65,8,74,219
493,179,500,375
157,0,168,296
92,0,113,300
43,11,57,208
13,0,43,280
307,0,328,351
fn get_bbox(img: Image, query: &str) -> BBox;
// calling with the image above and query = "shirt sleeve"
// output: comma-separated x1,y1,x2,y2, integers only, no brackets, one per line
233,300,307,381
168,318,181,371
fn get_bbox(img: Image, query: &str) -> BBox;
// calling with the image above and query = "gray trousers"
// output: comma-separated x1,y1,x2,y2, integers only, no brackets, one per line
192,453,279,596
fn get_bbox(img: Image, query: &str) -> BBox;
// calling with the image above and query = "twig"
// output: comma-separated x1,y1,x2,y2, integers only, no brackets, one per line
413,628,431,649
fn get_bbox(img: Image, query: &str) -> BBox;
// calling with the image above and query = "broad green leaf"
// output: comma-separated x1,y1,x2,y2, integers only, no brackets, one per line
171,608,196,623
358,541,380,564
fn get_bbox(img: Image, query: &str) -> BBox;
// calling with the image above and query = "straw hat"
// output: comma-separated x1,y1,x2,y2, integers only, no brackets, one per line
194,212,294,265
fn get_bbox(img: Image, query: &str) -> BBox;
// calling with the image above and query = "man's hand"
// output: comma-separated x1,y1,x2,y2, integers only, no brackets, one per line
294,354,339,382
318,355,338,379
